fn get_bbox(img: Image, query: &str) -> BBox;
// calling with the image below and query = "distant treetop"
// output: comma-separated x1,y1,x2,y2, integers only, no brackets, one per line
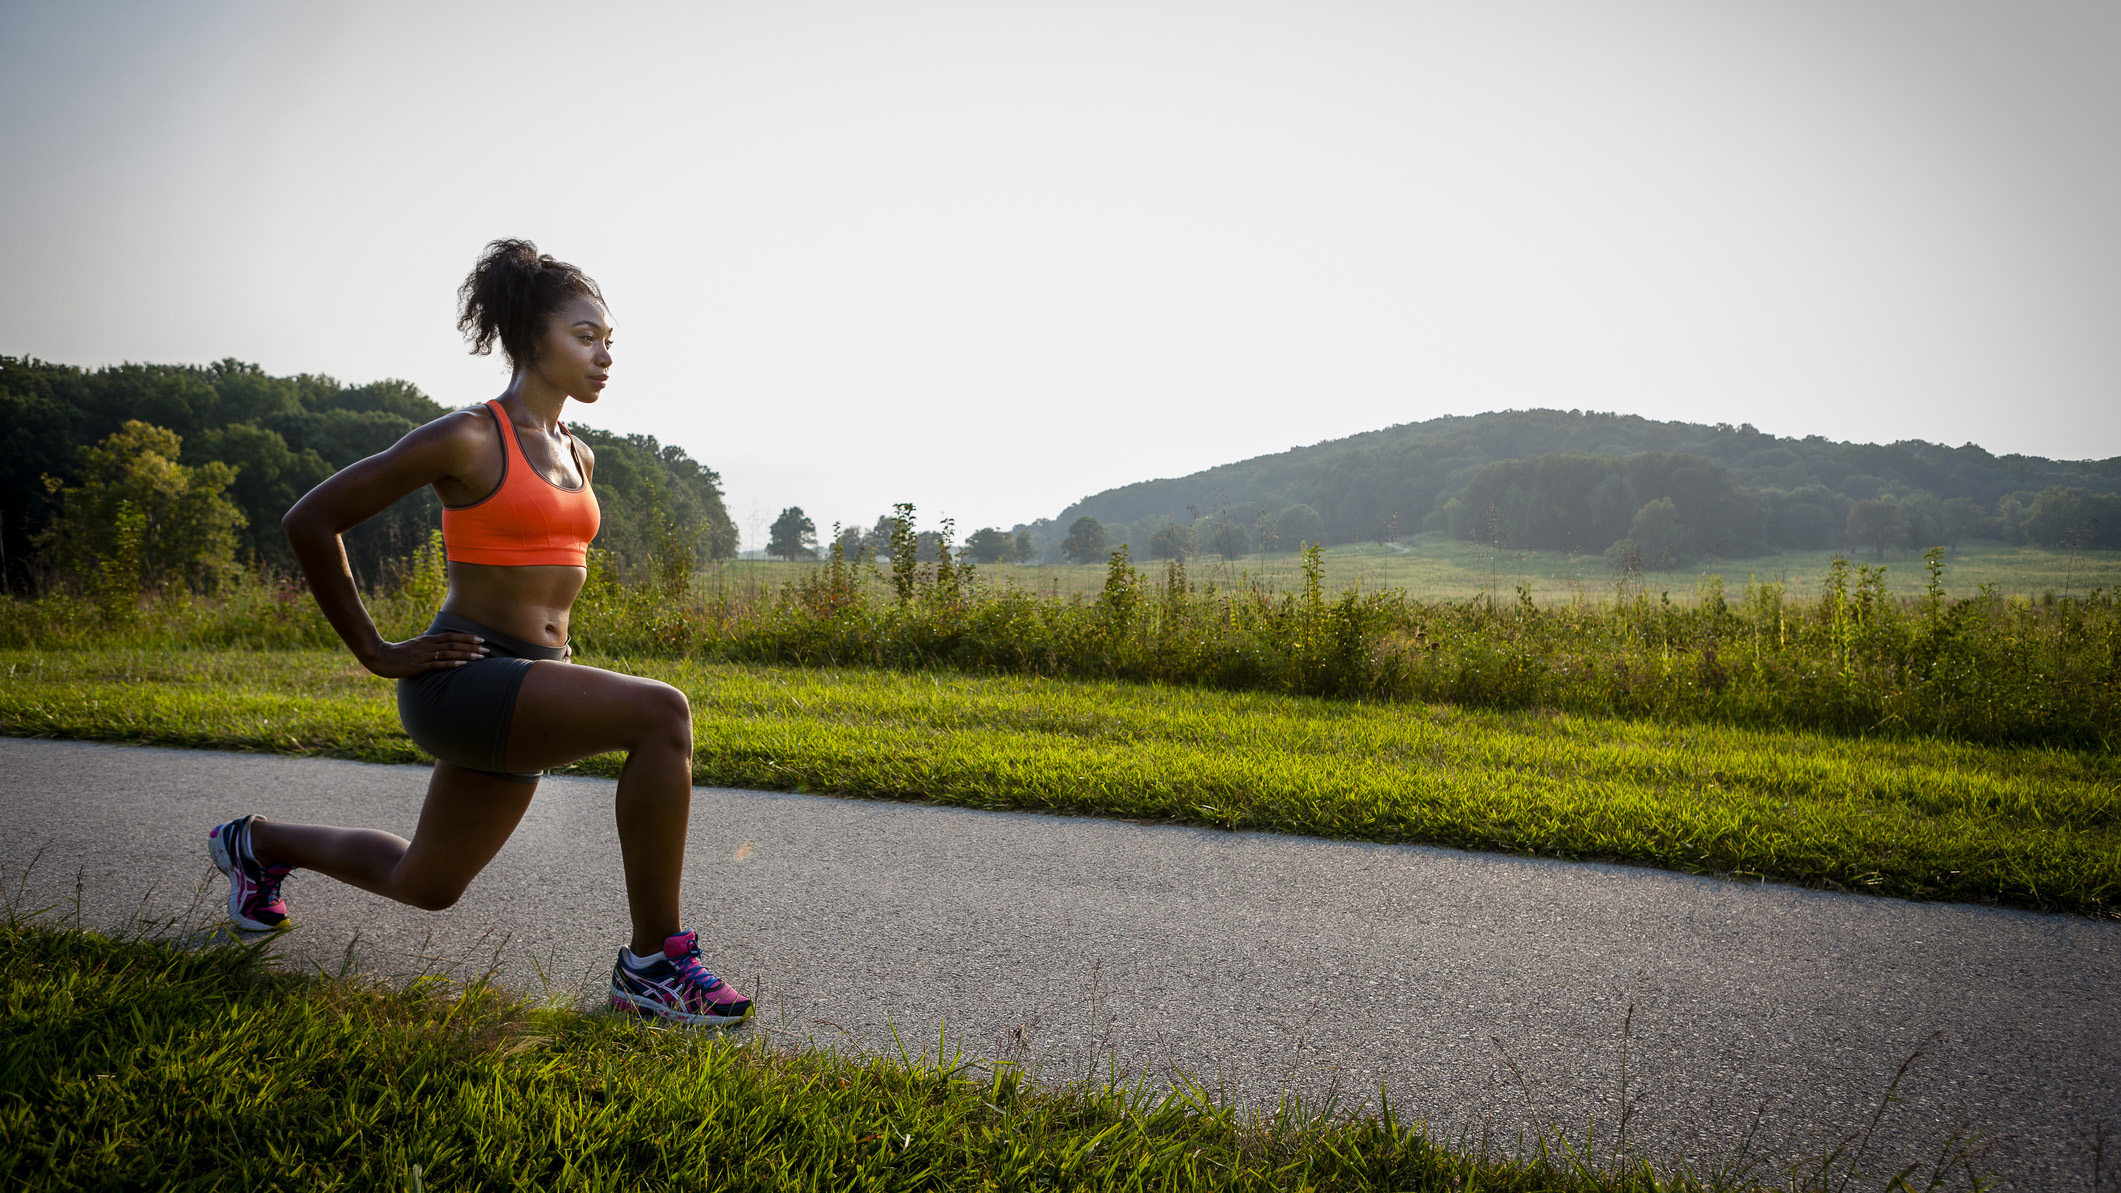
1046,408,2120,559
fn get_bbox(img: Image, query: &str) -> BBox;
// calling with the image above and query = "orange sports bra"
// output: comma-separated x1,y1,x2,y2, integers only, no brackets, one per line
440,399,601,567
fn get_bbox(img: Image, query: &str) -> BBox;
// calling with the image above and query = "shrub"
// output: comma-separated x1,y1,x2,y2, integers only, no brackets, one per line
36,421,245,595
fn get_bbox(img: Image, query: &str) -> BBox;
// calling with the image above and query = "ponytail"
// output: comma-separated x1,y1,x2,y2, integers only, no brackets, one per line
456,239,606,367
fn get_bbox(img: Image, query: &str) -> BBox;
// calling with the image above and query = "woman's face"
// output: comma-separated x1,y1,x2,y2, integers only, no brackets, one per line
530,295,613,403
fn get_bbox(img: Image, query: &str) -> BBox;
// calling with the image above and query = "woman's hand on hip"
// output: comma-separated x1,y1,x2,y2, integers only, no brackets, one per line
362,632,491,679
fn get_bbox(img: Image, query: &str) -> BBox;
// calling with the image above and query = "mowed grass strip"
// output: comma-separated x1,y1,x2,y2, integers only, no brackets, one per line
5,920,1670,1193
3,648,2115,916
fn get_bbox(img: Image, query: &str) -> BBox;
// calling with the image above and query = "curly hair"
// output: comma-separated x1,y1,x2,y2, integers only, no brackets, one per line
455,239,607,368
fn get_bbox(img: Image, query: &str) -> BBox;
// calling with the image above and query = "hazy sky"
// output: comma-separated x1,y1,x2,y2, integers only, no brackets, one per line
3,1,2115,545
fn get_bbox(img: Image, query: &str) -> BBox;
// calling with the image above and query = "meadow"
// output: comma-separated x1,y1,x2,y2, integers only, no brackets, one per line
716,538,2121,604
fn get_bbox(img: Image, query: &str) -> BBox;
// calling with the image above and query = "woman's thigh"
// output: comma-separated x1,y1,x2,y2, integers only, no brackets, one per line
502,660,690,773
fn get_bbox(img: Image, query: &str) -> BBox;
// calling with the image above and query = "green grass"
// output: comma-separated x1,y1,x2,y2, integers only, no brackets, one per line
9,542,2116,750
1294,538,2121,604
4,648,2114,917
714,539,2121,604
0,918,1988,1192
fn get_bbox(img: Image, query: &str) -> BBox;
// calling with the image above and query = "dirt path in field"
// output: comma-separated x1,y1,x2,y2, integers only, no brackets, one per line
4,736,2113,1190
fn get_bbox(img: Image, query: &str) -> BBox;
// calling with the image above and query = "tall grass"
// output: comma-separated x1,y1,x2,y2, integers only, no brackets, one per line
580,541,2121,749
5,532,2115,749
723,538,2121,604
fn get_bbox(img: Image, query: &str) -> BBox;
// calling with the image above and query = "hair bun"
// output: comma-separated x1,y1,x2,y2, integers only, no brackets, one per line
456,239,605,367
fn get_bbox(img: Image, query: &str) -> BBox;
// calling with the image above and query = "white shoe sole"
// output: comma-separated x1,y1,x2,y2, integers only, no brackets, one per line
608,982,750,1026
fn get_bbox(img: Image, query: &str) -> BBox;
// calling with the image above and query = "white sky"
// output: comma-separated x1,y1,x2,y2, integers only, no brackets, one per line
2,1,2116,546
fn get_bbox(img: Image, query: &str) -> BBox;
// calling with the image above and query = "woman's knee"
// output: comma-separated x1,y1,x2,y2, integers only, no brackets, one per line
638,680,692,751
400,878,470,912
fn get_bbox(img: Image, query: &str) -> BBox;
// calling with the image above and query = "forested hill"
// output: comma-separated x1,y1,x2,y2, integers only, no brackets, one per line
1045,409,2121,560
0,356,736,592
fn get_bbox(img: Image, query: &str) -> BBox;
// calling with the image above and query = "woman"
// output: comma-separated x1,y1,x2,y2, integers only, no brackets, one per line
206,239,750,1026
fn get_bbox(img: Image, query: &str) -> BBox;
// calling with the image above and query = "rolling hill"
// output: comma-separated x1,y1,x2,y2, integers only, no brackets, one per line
1027,409,2121,561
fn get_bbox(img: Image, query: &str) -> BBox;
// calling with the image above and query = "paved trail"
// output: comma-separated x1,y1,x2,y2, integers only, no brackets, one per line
3,738,2113,1189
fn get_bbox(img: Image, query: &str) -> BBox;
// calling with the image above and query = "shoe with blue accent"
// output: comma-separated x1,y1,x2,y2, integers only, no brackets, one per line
207,814,294,932
609,930,752,1026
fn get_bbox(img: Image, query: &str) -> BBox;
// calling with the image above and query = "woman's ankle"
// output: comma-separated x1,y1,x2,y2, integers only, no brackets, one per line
246,817,291,869
629,930,680,959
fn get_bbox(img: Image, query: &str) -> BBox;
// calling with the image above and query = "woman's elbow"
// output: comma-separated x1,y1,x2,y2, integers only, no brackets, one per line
281,495,337,545
280,502,313,541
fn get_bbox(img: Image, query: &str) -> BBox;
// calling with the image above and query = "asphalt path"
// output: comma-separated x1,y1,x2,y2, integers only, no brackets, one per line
2,737,2114,1190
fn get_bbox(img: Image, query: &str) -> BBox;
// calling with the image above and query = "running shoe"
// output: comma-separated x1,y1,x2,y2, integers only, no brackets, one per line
207,814,294,932
609,930,753,1026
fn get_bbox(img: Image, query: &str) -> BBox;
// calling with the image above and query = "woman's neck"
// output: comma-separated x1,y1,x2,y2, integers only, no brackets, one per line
497,376,568,430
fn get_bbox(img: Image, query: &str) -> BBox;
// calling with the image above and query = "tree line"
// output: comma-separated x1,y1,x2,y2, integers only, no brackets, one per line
760,507,1042,565
646,408,2121,570
1045,409,2121,561
753,503,1333,566
770,472,2110,574
0,355,737,594
1447,451,2121,562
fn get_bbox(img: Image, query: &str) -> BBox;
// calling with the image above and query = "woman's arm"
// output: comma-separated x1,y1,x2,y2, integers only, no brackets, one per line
282,416,490,678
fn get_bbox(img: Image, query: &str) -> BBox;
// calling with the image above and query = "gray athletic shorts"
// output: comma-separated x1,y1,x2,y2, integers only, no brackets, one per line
396,611,569,784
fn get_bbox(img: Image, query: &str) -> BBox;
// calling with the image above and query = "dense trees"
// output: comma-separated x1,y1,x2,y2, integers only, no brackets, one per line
1626,498,1682,566
1847,499,1910,559
1276,504,1325,548
963,527,1016,563
1445,451,1770,558
2017,488,2121,549
36,422,245,593
1202,517,1250,560
1062,517,1107,563
1941,497,1988,548
1046,408,2120,560
0,355,737,592
1149,522,1193,560
859,516,896,559
571,423,739,573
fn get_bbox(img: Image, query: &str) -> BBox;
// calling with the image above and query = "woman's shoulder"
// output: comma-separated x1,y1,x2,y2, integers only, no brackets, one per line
429,402,500,435
561,422,597,477
387,403,502,464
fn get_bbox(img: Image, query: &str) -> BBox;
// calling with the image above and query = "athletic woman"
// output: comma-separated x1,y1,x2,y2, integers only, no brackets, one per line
206,239,750,1026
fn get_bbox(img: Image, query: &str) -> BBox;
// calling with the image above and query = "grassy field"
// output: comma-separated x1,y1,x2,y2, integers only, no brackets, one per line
6,917,1983,1192
711,539,2121,604
18,538,2109,751
4,648,2113,917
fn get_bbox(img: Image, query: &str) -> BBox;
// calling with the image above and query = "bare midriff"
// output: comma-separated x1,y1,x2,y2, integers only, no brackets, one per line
441,561,587,647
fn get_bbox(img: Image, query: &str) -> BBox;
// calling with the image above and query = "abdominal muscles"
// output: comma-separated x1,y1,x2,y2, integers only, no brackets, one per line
441,561,588,647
